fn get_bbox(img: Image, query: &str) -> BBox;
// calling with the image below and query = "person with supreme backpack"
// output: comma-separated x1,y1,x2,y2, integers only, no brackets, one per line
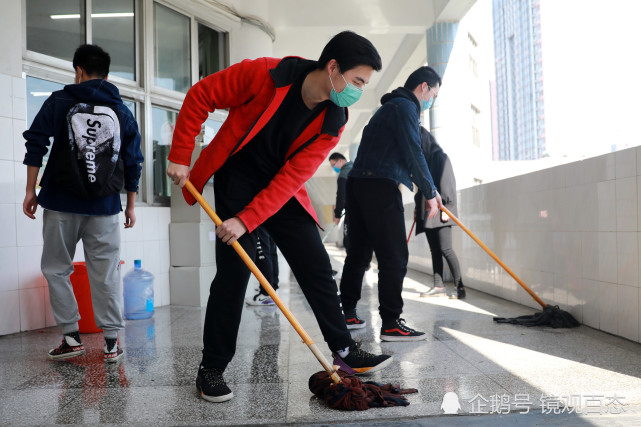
22,44,143,363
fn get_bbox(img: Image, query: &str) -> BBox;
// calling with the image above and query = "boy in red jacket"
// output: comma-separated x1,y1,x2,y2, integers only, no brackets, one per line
167,31,392,403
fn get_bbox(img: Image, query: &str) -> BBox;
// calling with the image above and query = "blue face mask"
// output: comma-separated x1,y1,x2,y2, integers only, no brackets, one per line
333,166,341,173
421,86,435,111
329,73,363,107
421,97,433,112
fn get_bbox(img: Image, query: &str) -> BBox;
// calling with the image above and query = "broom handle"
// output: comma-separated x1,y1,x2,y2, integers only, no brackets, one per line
184,180,341,384
440,205,547,309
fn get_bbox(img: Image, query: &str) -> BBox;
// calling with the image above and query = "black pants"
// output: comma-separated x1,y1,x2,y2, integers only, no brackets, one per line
255,227,279,292
340,178,407,323
424,226,461,287
201,174,354,369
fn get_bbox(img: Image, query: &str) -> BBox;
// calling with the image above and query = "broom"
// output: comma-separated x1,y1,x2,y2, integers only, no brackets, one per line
440,205,579,328
184,180,417,409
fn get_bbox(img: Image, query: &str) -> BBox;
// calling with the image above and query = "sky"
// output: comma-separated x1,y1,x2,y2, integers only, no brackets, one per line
539,0,641,158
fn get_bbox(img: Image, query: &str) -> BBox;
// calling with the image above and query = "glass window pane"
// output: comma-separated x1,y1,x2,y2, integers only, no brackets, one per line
27,0,85,62
198,23,226,80
154,4,190,93
26,76,65,185
202,118,223,147
92,0,135,81
152,106,178,205
122,99,136,119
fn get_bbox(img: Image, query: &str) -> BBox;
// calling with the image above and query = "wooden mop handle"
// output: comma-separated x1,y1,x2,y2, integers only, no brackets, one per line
440,205,547,309
184,180,341,384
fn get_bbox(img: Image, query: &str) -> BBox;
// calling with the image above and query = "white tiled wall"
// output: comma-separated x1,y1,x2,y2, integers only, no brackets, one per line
407,147,641,344
0,69,172,337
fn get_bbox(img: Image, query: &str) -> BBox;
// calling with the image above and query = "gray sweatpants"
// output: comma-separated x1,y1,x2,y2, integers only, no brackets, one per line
41,209,123,339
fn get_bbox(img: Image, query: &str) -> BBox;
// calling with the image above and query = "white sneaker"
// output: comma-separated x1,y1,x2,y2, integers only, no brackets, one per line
246,290,276,306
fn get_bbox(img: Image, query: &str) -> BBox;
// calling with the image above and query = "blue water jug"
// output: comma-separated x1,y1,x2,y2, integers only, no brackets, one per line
123,260,154,320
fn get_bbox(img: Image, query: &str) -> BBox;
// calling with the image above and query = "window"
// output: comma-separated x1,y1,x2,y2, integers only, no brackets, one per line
92,0,135,80
199,23,227,80
471,104,481,148
152,106,178,204
468,55,478,78
201,118,224,146
26,0,136,81
26,76,65,184
27,0,85,62
154,4,190,93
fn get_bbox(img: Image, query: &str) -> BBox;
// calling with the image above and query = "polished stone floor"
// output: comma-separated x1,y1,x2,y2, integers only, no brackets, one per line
2,244,641,426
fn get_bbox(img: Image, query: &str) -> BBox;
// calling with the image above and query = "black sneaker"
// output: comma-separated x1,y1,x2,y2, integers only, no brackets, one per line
332,342,393,375
420,287,447,297
344,310,367,330
380,318,427,342
196,366,234,402
48,332,85,360
451,282,466,300
104,338,124,363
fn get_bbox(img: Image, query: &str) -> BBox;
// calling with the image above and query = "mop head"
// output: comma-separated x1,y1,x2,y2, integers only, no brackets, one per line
493,305,580,328
308,369,418,410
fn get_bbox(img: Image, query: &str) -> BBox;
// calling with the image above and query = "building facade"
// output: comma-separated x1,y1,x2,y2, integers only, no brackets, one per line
492,0,546,160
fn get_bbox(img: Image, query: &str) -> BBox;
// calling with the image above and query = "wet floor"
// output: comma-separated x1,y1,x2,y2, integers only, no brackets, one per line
2,245,641,426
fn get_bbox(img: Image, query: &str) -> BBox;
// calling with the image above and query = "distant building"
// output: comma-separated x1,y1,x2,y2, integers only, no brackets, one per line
492,0,546,160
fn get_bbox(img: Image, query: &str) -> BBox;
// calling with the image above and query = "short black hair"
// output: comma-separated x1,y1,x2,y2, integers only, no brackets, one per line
72,44,110,78
329,152,347,162
403,66,442,90
317,31,382,72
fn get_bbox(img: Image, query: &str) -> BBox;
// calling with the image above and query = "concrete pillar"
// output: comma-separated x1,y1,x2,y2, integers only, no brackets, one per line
426,22,459,140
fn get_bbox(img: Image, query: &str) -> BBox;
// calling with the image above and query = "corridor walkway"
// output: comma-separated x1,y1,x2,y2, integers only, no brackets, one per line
1,244,641,426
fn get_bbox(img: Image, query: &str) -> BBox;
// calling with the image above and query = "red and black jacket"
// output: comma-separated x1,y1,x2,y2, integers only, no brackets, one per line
168,56,348,233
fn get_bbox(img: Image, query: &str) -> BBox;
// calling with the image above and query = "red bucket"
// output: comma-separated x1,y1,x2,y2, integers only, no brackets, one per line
70,262,102,333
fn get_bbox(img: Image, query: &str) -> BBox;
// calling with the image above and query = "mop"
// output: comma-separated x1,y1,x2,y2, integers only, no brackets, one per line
185,180,417,410
440,206,580,328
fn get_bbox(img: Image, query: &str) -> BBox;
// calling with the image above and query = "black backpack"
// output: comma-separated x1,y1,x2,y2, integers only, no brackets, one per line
53,102,125,199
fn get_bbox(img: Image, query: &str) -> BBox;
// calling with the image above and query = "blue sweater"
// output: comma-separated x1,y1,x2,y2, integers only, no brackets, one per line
23,79,143,215
349,87,436,200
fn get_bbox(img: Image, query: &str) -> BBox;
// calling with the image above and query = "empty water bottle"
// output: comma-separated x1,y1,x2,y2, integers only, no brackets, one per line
123,260,154,320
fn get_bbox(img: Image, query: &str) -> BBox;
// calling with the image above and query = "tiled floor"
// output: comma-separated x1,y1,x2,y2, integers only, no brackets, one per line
2,245,641,426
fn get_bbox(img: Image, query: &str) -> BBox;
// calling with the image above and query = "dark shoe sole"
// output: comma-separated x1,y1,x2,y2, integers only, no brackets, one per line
48,349,85,360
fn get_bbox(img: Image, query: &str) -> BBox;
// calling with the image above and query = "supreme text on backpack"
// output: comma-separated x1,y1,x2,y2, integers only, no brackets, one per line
54,102,125,199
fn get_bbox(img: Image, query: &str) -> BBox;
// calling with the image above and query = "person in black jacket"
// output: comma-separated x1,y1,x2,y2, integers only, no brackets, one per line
22,44,144,363
329,152,353,250
339,66,443,342
414,128,466,299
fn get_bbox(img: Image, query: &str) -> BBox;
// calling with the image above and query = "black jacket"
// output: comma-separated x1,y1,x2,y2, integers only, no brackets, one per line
334,161,353,218
414,128,457,232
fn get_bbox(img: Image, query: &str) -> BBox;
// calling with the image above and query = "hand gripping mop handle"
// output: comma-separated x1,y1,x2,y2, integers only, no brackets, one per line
440,205,547,309
185,180,341,384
